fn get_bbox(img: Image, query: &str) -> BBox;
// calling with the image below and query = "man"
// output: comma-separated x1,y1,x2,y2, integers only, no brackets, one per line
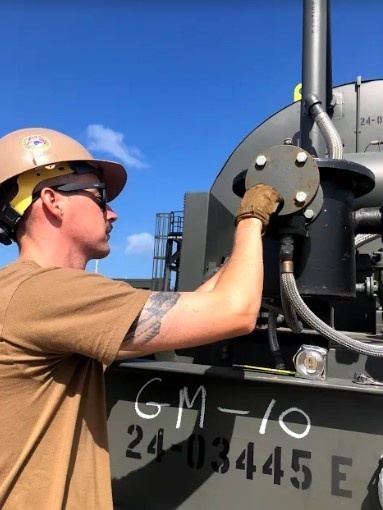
0,127,281,509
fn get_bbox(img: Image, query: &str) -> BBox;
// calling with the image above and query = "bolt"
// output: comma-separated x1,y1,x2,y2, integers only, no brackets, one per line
295,191,307,204
255,155,267,168
284,138,293,145
304,208,314,219
296,151,308,164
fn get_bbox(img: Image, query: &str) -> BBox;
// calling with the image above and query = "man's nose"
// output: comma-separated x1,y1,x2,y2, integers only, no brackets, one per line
105,205,118,223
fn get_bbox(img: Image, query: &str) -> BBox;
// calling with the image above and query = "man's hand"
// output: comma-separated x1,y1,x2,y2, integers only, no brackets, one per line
235,183,282,231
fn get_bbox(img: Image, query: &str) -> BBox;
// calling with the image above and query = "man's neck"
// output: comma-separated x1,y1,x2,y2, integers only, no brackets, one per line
19,241,87,270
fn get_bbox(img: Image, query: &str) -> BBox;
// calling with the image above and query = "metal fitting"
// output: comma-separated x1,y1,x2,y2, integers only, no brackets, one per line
304,208,314,219
293,345,328,381
356,276,378,298
295,191,307,204
296,151,308,164
255,155,267,168
281,260,294,273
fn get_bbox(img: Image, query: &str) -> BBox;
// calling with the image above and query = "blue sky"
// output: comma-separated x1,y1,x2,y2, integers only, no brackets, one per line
1,0,383,278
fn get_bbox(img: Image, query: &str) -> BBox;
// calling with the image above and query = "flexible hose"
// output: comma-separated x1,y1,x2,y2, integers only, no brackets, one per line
306,94,343,160
314,111,343,159
281,285,303,333
267,310,279,352
279,235,302,333
267,310,285,369
262,302,283,315
355,233,381,249
281,272,383,357
261,303,285,369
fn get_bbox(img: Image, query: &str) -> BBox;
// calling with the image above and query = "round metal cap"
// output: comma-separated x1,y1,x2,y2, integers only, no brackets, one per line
245,145,320,216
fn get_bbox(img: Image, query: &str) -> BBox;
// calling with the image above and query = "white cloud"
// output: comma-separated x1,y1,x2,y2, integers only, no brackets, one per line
85,124,148,169
125,232,154,255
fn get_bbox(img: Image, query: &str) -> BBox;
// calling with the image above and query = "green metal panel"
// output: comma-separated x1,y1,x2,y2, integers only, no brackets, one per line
178,193,209,291
106,362,383,510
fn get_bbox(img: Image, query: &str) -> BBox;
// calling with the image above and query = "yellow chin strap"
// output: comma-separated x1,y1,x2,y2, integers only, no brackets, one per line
10,163,75,216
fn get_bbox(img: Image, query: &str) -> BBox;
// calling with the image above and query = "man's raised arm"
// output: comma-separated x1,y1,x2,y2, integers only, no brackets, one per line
116,184,281,359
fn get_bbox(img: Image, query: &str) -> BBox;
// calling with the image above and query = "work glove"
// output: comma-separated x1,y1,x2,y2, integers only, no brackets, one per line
235,183,282,232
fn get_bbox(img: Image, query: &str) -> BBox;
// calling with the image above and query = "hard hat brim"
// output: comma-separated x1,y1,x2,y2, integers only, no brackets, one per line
89,159,127,202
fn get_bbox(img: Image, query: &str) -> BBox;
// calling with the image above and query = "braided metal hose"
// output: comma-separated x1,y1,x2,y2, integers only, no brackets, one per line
314,111,343,159
281,285,303,333
355,233,381,249
281,272,383,357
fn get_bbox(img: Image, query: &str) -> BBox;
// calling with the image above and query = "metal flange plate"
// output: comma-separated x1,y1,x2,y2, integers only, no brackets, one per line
245,145,320,216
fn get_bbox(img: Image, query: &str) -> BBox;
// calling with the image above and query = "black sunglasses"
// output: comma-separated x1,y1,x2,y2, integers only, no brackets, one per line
49,182,107,211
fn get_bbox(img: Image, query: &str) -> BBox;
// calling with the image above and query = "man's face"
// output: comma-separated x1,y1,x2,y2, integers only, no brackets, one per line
59,173,118,261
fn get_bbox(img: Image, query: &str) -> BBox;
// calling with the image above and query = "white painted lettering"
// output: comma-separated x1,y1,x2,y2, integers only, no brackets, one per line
176,385,207,429
135,377,170,420
278,407,311,439
259,398,276,435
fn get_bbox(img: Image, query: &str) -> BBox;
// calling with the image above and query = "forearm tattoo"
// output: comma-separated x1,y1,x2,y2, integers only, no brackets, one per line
125,292,181,344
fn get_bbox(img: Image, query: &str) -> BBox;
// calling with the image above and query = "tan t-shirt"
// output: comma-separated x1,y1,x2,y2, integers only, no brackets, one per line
0,260,150,510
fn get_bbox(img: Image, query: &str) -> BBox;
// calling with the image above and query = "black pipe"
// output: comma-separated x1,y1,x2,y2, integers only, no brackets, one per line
295,168,357,298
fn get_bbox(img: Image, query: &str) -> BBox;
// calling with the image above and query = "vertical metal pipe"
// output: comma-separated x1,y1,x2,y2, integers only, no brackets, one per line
326,0,333,109
355,75,361,152
300,0,329,157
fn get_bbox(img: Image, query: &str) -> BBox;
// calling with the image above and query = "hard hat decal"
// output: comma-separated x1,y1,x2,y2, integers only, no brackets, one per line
22,135,51,153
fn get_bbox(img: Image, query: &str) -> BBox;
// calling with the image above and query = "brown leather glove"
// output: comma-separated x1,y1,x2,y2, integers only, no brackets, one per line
235,183,282,231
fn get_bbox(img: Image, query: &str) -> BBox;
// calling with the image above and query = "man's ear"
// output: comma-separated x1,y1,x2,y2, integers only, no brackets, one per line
39,188,63,218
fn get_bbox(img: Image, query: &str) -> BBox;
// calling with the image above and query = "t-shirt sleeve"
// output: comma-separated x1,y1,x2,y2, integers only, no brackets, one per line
3,268,150,365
